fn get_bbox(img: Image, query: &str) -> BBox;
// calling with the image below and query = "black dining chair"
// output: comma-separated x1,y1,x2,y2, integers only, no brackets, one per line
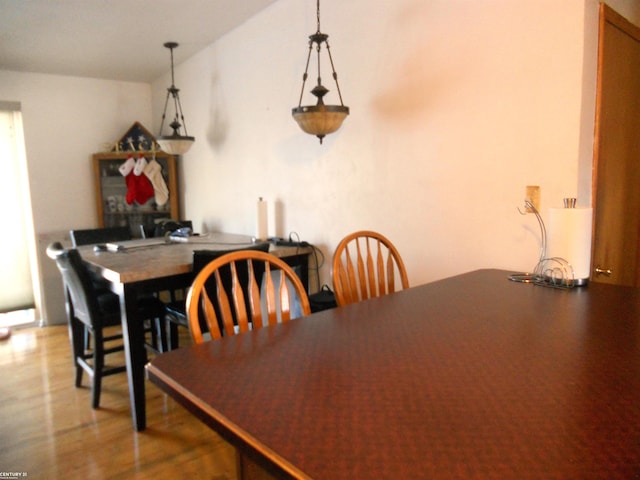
71,227,133,348
69,226,170,352
46,242,167,408
164,242,271,349
139,220,193,239
70,226,131,247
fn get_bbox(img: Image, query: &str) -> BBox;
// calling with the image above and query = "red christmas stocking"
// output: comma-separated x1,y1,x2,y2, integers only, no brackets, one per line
125,172,138,204
120,155,137,204
134,174,155,205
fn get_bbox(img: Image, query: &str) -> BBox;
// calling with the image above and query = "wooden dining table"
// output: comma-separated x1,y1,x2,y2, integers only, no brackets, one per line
147,268,640,479
79,232,313,432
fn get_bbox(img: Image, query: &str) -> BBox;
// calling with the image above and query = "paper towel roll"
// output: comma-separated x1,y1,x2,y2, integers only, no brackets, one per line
547,207,593,280
256,197,268,241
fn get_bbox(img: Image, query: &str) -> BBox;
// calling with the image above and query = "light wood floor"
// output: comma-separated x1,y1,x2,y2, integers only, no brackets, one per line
0,324,238,479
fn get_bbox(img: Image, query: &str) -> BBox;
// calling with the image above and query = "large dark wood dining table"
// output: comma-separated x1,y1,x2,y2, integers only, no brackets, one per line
147,268,640,479
79,232,312,431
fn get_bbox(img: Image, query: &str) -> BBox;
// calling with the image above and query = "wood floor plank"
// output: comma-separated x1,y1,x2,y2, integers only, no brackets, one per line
0,325,237,479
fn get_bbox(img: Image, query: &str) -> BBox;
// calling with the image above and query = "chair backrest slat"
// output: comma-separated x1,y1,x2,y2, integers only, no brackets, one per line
386,253,396,294
332,230,409,307
231,260,251,334
263,263,279,327
377,239,387,296
246,259,264,329
200,283,222,341
279,273,292,324
365,237,377,298
355,239,369,301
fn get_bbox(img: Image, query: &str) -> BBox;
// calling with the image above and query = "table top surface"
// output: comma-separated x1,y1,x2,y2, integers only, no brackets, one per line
147,269,640,479
78,232,311,284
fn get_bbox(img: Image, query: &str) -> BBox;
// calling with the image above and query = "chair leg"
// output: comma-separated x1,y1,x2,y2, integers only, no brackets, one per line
69,318,86,387
143,318,169,353
92,375,102,409
91,329,104,409
75,366,84,388
169,321,179,350
149,319,159,351
158,318,170,352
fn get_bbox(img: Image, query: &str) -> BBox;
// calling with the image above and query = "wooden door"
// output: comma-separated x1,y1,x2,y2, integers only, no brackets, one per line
592,5,640,287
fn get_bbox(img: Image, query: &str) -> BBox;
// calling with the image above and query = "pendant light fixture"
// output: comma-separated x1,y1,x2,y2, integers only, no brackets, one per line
292,0,349,144
157,42,195,155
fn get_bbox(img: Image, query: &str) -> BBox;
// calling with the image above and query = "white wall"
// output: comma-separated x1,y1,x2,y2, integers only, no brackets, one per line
0,71,152,232
153,0,604,289
0,70,151,323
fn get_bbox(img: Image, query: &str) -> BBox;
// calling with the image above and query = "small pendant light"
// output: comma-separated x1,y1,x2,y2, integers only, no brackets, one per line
157,42,195,155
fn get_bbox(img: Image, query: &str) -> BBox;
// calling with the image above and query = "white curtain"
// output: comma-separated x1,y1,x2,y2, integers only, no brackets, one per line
0,106,34,312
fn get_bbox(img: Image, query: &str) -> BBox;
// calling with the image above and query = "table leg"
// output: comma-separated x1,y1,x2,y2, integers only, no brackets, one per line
116,283,148,431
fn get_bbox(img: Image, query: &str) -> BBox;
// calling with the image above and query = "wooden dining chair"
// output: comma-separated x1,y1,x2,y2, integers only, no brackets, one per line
186,250,311,344
331,230,409,307
46,242,166,408
164,242,270,349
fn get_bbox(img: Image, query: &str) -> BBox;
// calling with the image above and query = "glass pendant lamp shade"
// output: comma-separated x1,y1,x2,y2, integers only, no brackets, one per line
156,134,194,156
292,104,349,139
292,1,349,144
157,42,194,155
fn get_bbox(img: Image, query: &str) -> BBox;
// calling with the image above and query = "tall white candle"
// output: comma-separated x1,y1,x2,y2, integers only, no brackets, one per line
256,197,268,241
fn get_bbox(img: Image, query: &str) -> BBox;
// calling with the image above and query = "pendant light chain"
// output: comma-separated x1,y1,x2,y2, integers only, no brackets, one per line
317,0,344,106
314,0,323,90
297,44,313,107
169,46,176,87
324,41,344,106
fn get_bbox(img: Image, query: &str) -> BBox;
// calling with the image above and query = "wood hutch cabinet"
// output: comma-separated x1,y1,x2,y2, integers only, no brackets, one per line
93,151,179,238
92,122,180,238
